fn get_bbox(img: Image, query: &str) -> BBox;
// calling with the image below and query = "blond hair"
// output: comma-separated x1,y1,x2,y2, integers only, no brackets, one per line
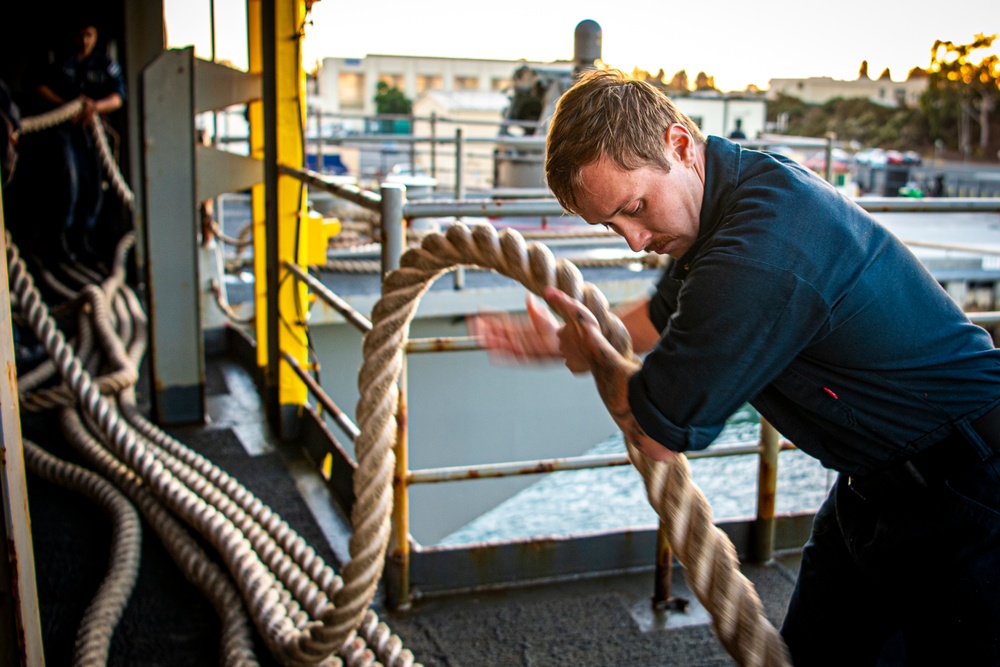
545,68,706,214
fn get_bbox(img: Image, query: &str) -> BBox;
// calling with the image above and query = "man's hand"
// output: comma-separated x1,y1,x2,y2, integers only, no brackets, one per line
468,293,589,372
542,286,677,463
74,96,97,124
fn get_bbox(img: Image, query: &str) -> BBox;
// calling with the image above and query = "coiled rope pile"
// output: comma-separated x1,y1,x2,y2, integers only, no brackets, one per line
11,102,420,666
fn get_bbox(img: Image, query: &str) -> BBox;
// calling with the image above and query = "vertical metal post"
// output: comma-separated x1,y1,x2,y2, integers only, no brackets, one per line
261,0,279,417
247,0,268,373
453,127,465,290
429,111,437,178
142,48,205,424
653,521,673,605
380,183,410,608
752,417,780,562
408,113,416,172
380,184,405,278
453,127,464,198
824,132,835,185
0,197,45,666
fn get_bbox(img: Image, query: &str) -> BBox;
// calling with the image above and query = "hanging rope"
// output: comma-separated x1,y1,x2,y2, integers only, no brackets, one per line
17,99,135,212
344,222,790,666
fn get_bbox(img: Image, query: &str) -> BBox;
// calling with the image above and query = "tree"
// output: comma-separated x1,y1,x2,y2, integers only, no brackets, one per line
666,70,689,92
374,81,412,115
694,71,717,91
374,81,412,134
923,33,999,155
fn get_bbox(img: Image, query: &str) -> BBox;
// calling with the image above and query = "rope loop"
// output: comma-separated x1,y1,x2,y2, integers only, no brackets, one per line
343,221,789,666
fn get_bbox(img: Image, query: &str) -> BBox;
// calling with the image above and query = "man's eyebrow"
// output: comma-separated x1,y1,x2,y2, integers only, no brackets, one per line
598,198,632,222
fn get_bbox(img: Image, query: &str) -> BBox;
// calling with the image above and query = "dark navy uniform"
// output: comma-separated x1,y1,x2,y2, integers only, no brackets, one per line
631,137,1000,665
24,48,125,260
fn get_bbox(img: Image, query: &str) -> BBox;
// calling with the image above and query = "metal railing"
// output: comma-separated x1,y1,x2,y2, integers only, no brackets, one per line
275,162,1000,606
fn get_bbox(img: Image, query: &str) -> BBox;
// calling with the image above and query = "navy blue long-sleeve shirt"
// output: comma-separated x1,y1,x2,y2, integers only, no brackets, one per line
628,137,1000,476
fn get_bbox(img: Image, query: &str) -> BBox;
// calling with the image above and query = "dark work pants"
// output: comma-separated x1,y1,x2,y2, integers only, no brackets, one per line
780,448,1000,666
58,126,103,247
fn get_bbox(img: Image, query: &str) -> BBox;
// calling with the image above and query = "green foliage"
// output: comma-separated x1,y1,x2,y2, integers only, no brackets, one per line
922,33,999,154
374,81,412,115
777,96,929,151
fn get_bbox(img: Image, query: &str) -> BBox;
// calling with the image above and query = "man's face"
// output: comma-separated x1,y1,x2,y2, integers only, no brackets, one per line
75,26,98,58
574,126,705,260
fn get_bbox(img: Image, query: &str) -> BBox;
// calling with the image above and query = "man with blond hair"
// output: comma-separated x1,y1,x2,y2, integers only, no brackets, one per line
472,68,1000,665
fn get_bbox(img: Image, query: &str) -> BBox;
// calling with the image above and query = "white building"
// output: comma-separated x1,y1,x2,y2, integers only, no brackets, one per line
313,54,568,117
767,73,928,108
669,93,768,140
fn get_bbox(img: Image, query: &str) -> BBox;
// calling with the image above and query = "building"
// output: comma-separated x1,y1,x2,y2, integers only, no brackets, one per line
668,92,767,140
313,54,568,118
767,72,928,108
410,90,512,189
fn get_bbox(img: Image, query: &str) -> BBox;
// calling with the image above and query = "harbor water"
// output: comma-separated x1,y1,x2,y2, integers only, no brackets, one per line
439,403,835,546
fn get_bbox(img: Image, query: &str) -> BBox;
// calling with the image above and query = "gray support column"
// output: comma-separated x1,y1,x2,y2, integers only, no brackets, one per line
380,184,406,276
143,48,205,424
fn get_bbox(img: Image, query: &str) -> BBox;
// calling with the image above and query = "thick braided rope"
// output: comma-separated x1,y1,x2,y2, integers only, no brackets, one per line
85,114,135,211
22,437,142,666
18,100,135,211
17,98,85,134
61,408,262,667
338,222,788,666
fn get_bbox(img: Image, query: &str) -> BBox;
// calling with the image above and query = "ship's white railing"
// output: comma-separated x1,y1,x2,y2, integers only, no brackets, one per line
276,163,1000,606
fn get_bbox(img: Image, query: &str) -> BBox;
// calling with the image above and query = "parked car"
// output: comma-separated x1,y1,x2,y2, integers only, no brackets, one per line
384,163,438,198
854,148,921,167
804,148,851,173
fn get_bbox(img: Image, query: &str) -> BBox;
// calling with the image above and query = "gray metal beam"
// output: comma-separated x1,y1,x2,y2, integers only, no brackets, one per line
143,48,205,424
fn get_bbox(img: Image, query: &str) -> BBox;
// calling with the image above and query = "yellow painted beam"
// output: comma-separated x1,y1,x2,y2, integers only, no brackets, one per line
250,0,311,412
247,0,267,370
275,0,309,408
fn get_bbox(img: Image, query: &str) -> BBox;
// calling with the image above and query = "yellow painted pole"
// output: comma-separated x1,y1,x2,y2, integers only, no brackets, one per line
273,0,309,423
247,0,267,372
247,0,267,371
255,0,310,432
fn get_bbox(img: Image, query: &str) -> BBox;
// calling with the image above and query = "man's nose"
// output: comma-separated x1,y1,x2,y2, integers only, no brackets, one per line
621,225,648,253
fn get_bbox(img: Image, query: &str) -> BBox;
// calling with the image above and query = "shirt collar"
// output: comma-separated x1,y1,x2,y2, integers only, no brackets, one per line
670,136,741,277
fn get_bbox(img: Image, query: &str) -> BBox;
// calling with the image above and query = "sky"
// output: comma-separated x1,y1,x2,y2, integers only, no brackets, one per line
165,0,1000,93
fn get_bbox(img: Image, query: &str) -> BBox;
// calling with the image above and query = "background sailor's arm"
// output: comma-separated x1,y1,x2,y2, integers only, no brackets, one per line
35,84,66,106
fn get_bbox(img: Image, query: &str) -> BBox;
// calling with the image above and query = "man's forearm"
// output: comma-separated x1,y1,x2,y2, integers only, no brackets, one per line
94,93,122,115
589,346,676,462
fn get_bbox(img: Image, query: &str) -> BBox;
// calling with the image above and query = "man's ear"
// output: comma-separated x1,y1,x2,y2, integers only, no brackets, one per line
666,124,693,164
